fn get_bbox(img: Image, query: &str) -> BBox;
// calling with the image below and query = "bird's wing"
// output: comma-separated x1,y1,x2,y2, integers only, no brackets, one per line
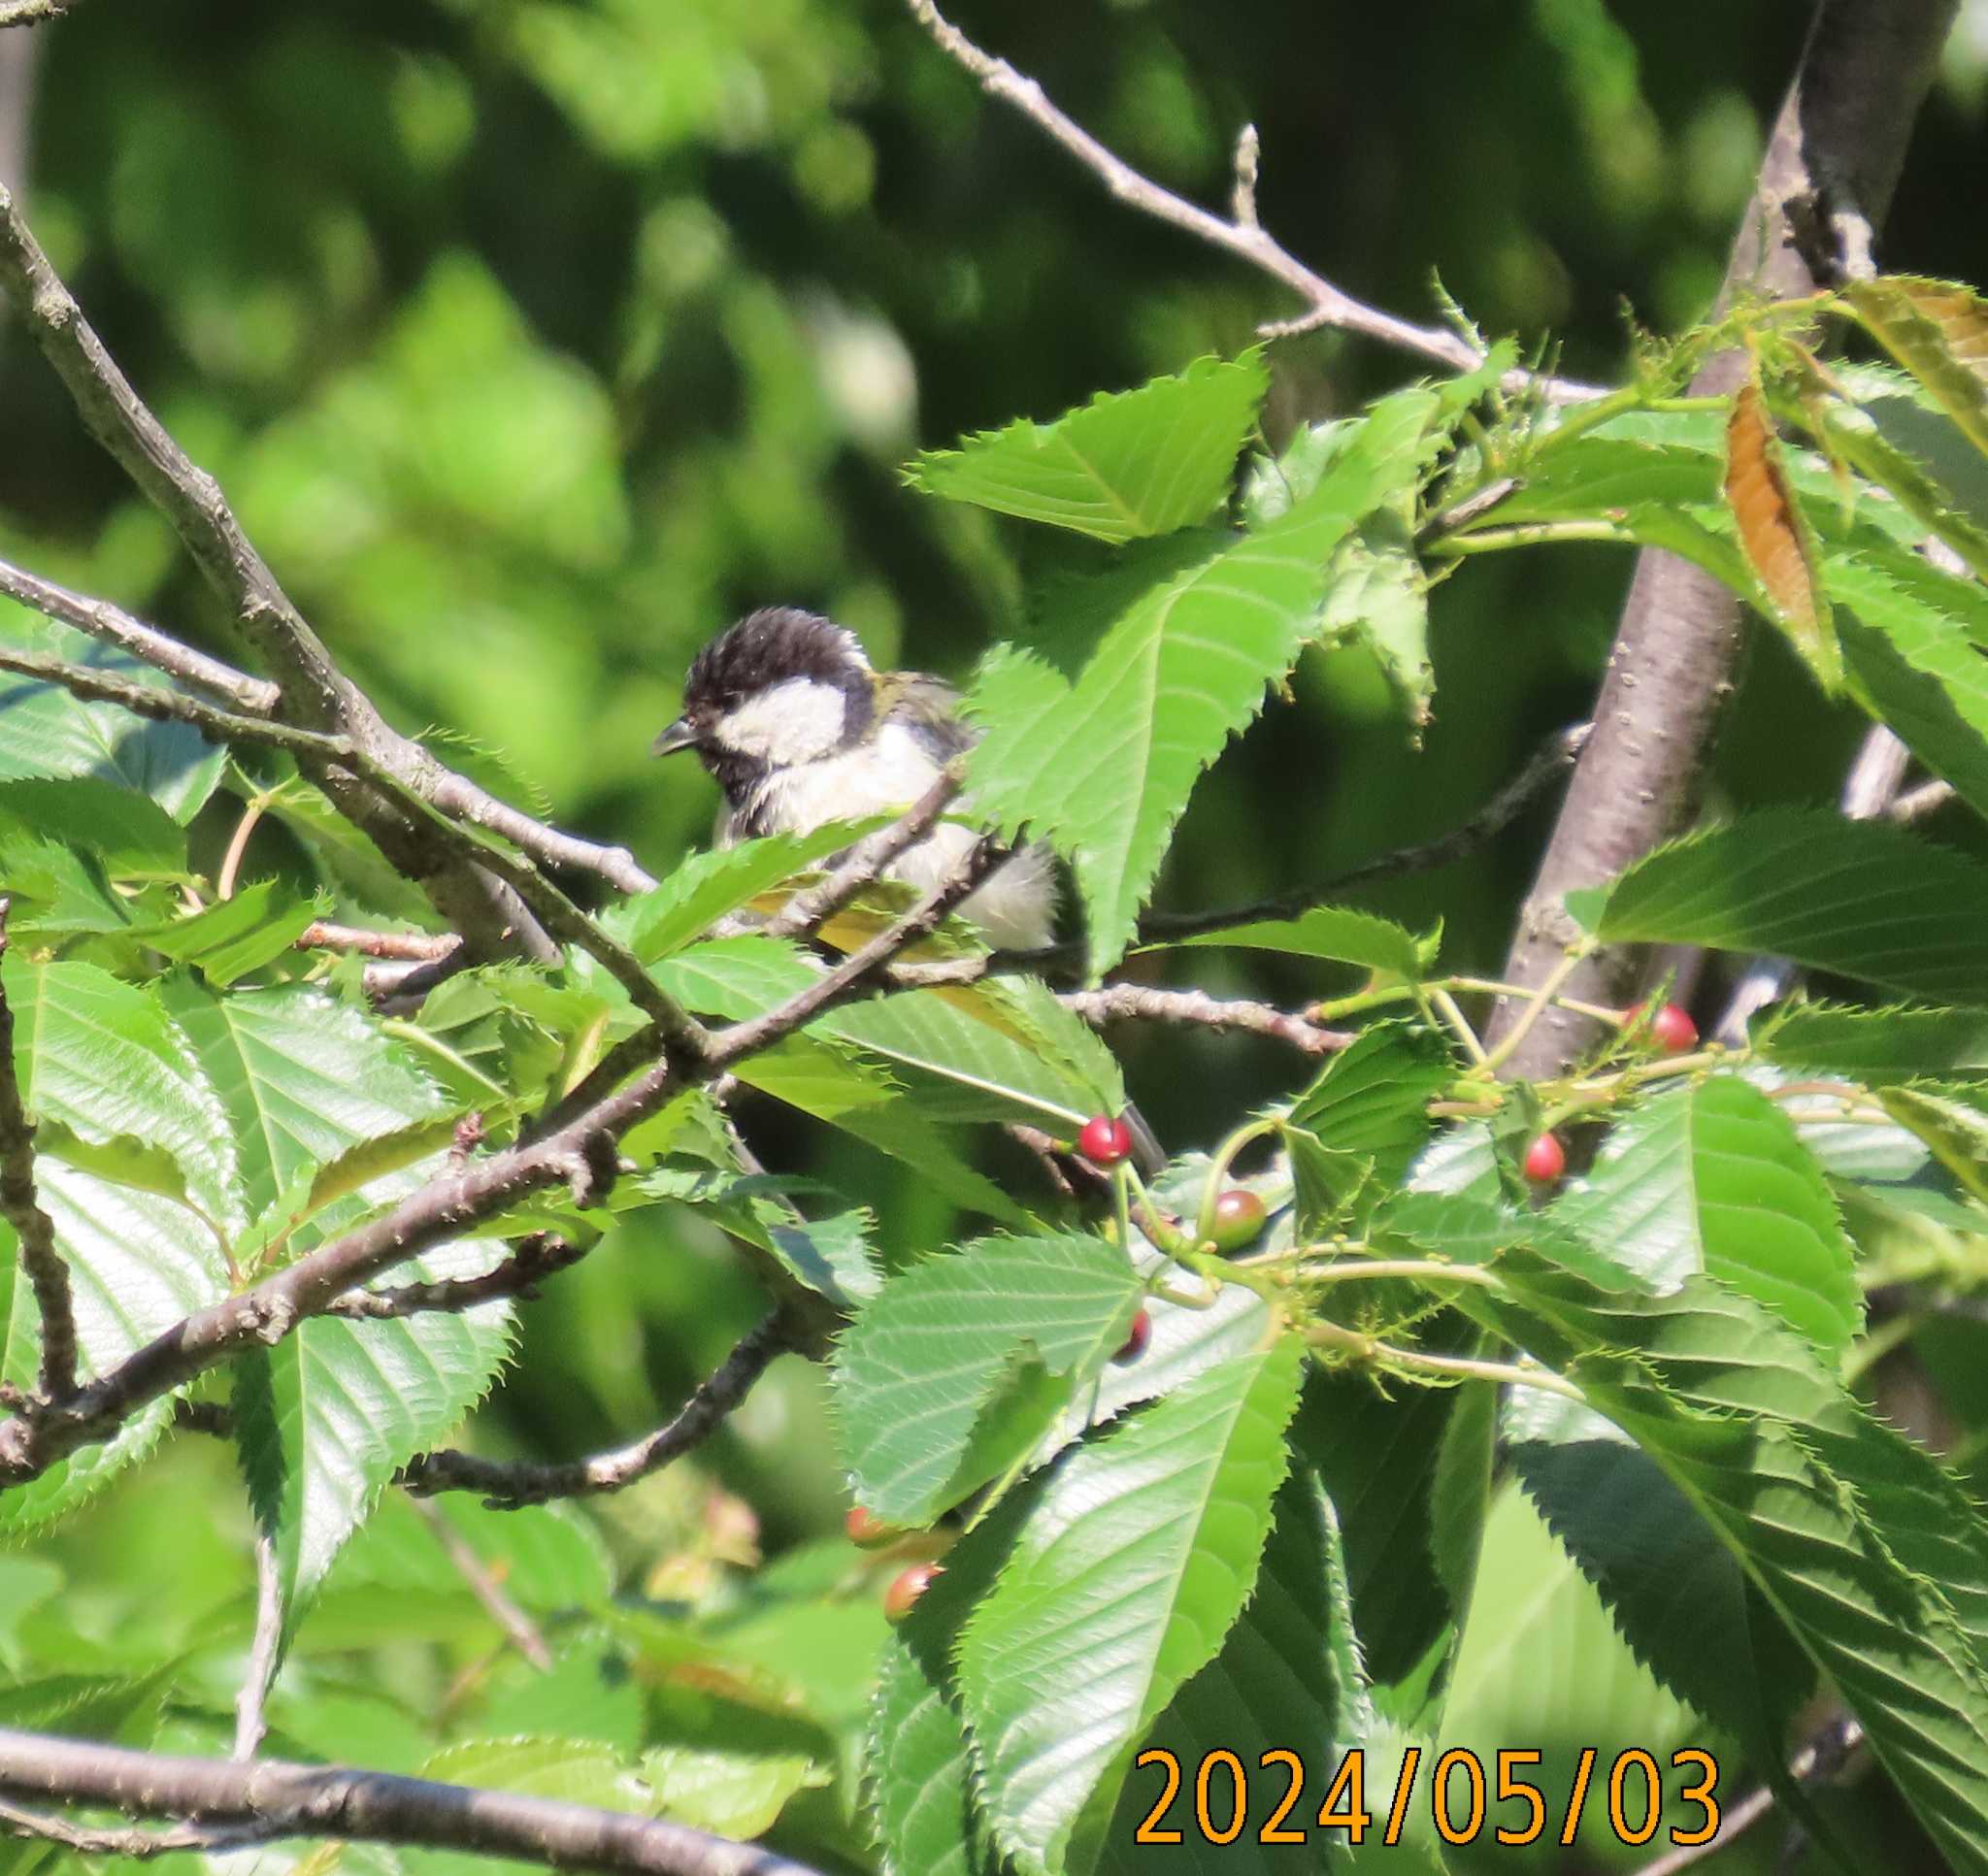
878,672,978,763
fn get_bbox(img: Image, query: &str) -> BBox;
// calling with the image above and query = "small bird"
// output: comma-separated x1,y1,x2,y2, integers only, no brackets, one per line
651,607,1057,950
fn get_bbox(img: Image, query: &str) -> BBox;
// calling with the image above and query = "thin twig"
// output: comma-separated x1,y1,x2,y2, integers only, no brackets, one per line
0,1726,829,1876
1629,1716,1863,1876
0,555,278,709
1060,984,1351,1054
298,922,460,963
410,1496,552,1668
327,1235,586,1320
903,0,1600,401
706,839,998,1062
399,1310,794,1507
760,769,964,938
0,1797,271,1860
1139,722,1591,939
0,900,78,1400
232,1533,282,1760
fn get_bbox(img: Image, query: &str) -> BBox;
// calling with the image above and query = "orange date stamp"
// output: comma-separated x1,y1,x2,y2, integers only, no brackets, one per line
1132,1745,1721,1849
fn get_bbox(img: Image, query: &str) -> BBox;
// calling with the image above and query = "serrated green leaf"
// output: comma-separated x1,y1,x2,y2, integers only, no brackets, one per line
1091,1471,1370,1875
163,980,513,1658
1552,1076,1862,1354
125,880,320,987
833,1233,1143,1525
326,1490,613,1613
1843,277,1988,461
1461,1250,1988,1874
958,1337,1304,1875
1828,543,1988,820
7,956,238,1225
1586,809,1988,1004
0,612,224,821
611,819,889,963
967,431,1421,976
1762,1001,1988,1082
0,839,131,939
1878,1084,1988,1206
1319,510,1433,727
640,1164,878,1308
1285,1020,1455,1228
0,777,185,876
907,352,1270,543
1153,905,1432,981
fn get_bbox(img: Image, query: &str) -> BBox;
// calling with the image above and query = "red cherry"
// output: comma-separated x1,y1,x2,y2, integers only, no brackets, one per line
1649,1004,1698,1053
1624,1001,1699,1055
1522,1132,1566,1186
1112,1307,1152,1366
1077,1115,1135,1168
884,1562,943,1623
1207,1189,1268,1255
845,1506,902,1550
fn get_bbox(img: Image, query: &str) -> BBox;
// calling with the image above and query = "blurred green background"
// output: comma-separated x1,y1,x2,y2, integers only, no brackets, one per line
6,3,1988,1867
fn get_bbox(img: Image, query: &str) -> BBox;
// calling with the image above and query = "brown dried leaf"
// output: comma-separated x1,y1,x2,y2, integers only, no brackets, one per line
1843,276,1988,458
1724,378,1839,691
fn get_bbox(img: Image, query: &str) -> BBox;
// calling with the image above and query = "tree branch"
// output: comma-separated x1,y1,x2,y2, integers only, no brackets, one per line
1061,984,1351,1054
299,921,459,964
1486,0,1959,1078
0,1,77,27
327,1234,586,1320
399,1309,794,1506
0,1797,270,1860
0,1727,829,1876
0,901,77,1401
903,0,1600,400
0,554,278,710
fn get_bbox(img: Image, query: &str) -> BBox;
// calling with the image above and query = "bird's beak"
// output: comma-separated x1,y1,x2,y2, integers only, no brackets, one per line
651,716,699,758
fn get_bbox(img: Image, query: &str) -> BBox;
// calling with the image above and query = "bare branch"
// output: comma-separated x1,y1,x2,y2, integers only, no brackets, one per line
299,922,460,964
1061,984,1351,1054
0,901,77,1400
1139,721,1591,939
0,555,278,710
416,766,657,896
1486,0,1960,1078
903,0,1600,401
328,1234,586,1320
0,1726,829,1876
410,1496,552,1667
399,1309,794,1506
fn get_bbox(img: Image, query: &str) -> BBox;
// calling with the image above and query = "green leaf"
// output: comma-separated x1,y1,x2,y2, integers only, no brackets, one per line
966,432,1421,976
1762,1000,1988,1082
1091,1472,1375,1875
1551,1076,1862,1354
640,1164,878,1309
1877,1084,1988,1206
164,981,512,1655
1828,543,1988,820
1153,905,1432,981
826,977,1124,1129
1843,277,1988,461
126,880,320,987
0,778,185,876
612,819,888,963
328,1490,613,1613
907,352,1270,543
1319,509,1433,727
7,956,238,1225
957,1337,1304,1875
416,1735,655,1812
832,1232,1144,1526
1583,809,1988,1004
1284,1020,1455,1228
0,613,224,821
1465,1249,1988,1874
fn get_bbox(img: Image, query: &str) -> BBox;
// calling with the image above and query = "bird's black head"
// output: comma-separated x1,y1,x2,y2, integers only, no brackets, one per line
653,608,876,804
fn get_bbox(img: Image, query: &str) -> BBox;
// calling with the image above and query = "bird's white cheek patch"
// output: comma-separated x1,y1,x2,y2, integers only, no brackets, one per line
713,678,847,763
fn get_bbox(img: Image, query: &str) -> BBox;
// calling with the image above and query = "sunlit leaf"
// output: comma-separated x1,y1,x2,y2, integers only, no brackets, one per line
1724,378,1838,688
